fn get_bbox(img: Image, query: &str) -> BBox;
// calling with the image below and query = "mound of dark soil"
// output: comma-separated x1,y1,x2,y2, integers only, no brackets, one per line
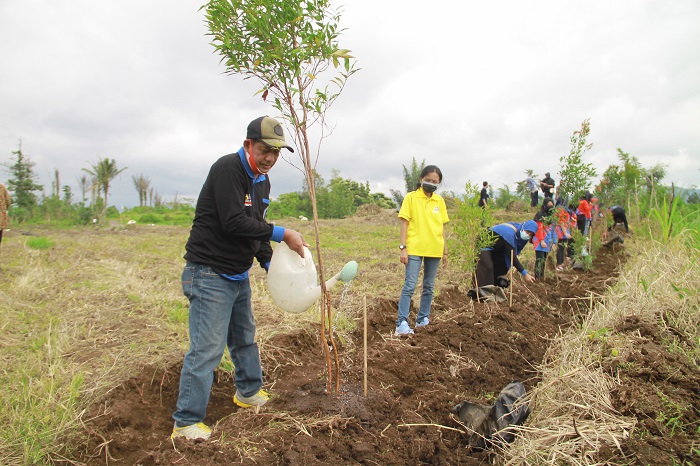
67,244,699,465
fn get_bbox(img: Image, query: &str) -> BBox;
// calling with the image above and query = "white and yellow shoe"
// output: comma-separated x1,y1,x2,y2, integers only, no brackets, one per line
233,389,270,408
171,422,212,440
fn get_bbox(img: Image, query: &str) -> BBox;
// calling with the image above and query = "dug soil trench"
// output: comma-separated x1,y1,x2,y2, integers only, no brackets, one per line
69,242,699,465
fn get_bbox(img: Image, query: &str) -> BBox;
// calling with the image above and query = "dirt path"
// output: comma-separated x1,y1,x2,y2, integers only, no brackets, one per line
67,244,699,465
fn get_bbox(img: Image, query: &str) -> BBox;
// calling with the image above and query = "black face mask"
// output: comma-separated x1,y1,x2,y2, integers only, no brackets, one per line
421,181,438,193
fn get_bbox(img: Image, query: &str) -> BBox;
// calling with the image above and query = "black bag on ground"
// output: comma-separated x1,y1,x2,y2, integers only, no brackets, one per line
453,381,530,450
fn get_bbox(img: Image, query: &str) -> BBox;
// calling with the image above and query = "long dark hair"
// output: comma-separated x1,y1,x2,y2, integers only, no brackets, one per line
415,165,443,189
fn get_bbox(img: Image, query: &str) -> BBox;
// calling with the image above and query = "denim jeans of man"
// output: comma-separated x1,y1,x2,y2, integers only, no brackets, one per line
173,262,263,427
397,256,441,326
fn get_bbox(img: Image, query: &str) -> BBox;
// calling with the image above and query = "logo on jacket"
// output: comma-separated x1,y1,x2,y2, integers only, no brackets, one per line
244,194,252,207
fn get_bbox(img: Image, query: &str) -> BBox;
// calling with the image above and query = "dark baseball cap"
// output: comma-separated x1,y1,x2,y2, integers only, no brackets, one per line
246,116,294,152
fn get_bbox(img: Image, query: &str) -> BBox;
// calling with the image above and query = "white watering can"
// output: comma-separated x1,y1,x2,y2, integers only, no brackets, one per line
267,241,358,314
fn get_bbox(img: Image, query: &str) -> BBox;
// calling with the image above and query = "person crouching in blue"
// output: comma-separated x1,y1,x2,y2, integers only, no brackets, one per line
475,220,538,288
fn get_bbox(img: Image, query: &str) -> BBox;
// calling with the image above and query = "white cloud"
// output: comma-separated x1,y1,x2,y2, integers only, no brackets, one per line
1,0,699,209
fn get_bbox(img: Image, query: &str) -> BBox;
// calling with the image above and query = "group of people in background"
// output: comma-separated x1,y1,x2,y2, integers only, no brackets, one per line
395,168,630,336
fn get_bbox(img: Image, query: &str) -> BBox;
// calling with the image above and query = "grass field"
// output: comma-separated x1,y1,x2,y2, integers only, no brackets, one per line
0,208,698,465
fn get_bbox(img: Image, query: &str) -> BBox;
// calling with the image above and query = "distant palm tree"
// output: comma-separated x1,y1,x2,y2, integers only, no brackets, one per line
82,158,127,220
76,174,90,203
132,174,151,207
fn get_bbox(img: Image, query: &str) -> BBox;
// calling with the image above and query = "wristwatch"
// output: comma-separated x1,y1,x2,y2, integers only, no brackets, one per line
399,244,406,250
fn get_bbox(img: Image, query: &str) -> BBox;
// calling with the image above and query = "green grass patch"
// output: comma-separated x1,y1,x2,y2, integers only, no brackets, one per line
25,236,54,250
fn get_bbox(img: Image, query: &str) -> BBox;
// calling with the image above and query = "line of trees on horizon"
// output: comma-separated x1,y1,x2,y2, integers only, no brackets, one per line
1,142,176,226
2,124,698,227
0,142,399,226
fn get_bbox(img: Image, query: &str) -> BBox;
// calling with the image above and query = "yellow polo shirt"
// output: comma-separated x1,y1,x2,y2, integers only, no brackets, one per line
398,188,449,257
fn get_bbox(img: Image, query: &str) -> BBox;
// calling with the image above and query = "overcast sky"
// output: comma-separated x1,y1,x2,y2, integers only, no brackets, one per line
1,1,698,209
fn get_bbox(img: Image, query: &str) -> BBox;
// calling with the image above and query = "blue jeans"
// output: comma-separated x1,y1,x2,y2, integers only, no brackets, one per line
397,256,441,327
173,262,263,427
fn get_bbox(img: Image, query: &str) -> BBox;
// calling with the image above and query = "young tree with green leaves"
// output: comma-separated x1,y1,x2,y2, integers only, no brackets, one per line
558,119,597,202
450,182,495,294
202,0,358,392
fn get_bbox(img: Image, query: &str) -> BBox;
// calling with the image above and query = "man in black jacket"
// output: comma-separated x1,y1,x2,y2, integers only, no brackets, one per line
172,116,307,441
540,172,555,199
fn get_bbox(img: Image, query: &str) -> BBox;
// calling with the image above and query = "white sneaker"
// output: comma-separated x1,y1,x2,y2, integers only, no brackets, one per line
171,422,212,440
415,317,430,328
395,321,414,335
234,389,270,408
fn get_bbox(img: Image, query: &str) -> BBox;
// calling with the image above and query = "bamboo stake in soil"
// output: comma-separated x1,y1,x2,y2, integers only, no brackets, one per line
363,296,367,397
509,249,514,307
324,292,340,393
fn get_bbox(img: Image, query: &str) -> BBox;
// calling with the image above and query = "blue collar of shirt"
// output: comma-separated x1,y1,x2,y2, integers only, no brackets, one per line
238,147,267,184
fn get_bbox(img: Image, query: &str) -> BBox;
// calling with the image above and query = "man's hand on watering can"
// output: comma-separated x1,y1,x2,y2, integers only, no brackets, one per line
283,229,308,258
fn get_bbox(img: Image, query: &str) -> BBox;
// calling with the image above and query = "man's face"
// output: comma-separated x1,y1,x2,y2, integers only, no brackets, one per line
247,140,280,174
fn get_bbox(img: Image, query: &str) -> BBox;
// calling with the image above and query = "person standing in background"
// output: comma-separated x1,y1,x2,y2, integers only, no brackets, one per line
478,181,490,209
576,192,593,236
0,183,11,246
525,176,539,207
540,172,555,199
395,165,449,336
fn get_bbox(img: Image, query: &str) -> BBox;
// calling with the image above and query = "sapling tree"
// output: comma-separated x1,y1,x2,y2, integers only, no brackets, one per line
202,0,358,392
558,120,598,269
450,182,495,295
558,119,597,202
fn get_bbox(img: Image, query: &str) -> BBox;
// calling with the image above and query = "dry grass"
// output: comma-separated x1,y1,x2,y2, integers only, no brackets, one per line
0,213,405,465
502,231,700,465
0,227,190,464
3,211,695,465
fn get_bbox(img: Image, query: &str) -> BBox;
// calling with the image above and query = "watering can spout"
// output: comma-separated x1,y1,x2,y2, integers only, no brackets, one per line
267,242,358,314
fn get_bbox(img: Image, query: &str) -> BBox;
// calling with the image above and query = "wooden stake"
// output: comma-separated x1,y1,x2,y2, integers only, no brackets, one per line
509,249,514,308
363,296,368,397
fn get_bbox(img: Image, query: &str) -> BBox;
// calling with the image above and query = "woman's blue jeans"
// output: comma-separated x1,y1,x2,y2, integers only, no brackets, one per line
173,262,263,427
397,256,441,327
